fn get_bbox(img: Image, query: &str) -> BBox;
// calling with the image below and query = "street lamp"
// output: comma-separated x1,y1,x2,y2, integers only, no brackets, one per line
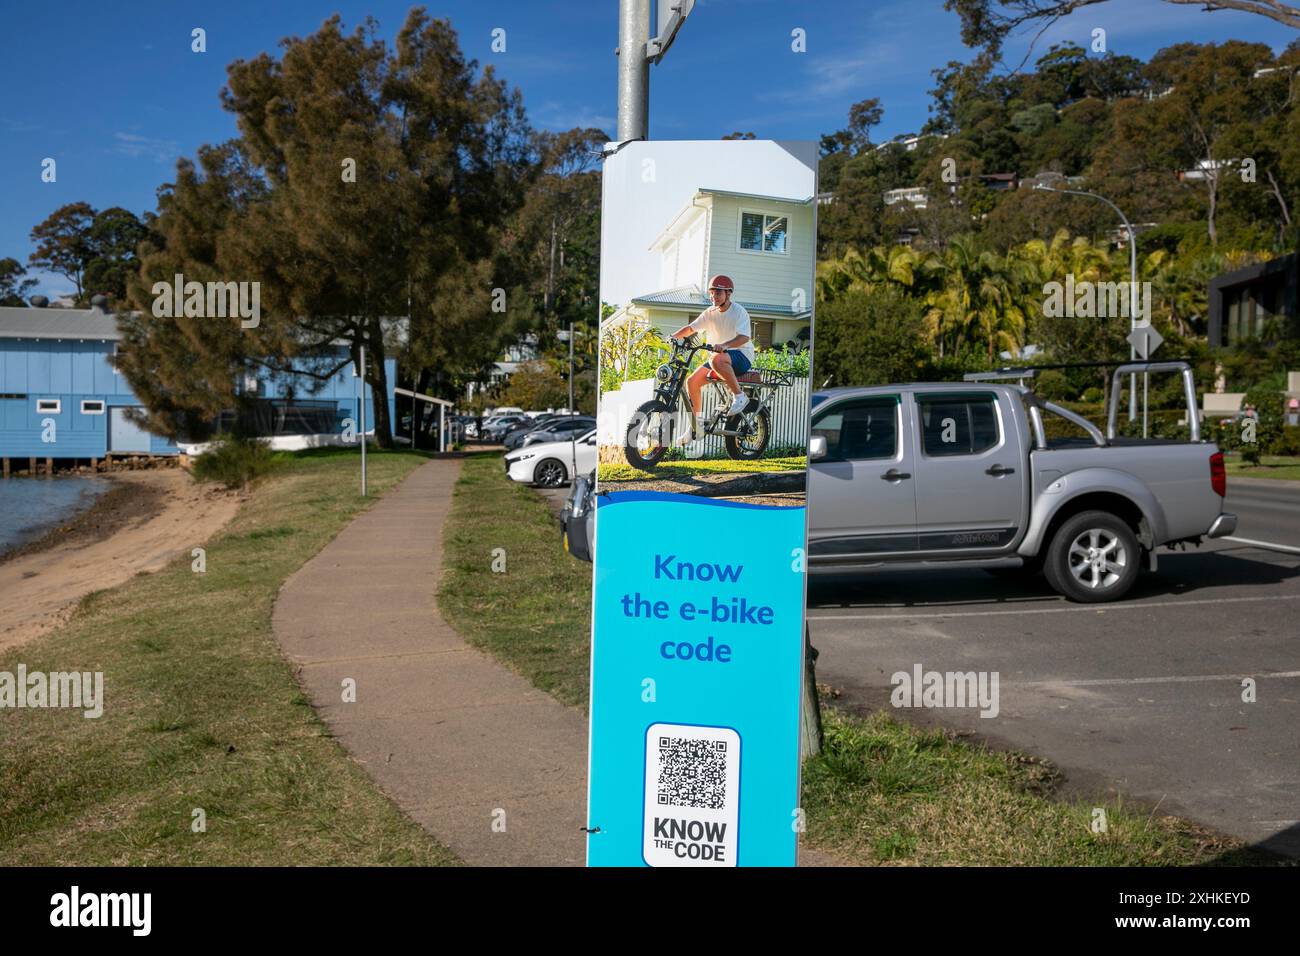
1034,183,1139,423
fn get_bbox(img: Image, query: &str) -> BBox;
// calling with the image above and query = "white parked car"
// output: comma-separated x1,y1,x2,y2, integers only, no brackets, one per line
505,429,597,487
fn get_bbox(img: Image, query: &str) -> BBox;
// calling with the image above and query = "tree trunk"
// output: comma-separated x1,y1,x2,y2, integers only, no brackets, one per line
413,367,435,449
1266,168,1292,229
1205,170,1219,248
365,321,394,449
800,626,823,759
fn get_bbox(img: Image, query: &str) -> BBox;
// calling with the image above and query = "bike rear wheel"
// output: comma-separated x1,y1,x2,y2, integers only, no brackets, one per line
724,406,770,461
624,400,673,469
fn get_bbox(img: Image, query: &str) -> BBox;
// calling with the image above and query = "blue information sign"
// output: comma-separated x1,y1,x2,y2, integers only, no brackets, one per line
586,139,817,866
586,492,807,866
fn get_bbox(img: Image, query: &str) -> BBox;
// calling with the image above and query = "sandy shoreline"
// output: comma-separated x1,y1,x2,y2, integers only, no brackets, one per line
0,470,242,653
1,474,164,565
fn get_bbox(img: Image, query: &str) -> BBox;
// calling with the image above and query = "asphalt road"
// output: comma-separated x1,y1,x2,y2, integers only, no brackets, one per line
808,476,1300,858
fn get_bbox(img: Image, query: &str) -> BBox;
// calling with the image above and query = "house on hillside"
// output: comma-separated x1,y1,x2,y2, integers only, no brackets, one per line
602,187,815,367
0,302,396,469
466,334,540,400
1207,251,1299,347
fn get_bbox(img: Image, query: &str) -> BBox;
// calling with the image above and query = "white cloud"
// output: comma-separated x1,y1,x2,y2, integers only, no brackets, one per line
531,102,614,133
110,131,179,163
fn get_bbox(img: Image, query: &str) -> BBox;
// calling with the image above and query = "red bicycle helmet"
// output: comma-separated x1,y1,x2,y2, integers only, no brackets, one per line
707,274,734,293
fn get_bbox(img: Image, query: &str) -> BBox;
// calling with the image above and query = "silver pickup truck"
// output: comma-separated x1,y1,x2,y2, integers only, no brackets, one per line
807,362,1237,603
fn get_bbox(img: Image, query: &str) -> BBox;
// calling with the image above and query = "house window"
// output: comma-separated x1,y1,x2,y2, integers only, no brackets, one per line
739,210,789,255
37,398,61,414
751,319,773,350
81,400,106,414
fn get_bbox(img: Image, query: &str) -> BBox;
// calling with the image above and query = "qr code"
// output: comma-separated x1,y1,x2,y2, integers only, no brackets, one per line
655,736,728,810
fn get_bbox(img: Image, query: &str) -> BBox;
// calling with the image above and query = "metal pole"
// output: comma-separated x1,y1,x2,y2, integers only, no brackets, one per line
439,403,445,454
1035,185,1139,422
1125,216,1139,427
359,344,367,497
1143,370,1149,438
568,322,577,478
617,0,650,141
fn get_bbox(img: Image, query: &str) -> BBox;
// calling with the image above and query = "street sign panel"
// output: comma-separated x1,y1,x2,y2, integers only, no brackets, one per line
1127,324,1164,360
647,0,694,62
588,140,818,866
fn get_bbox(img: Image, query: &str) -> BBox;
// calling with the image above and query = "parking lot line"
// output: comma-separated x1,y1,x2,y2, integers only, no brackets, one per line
1223,535,1300,555
809,592,1300,620
1013,670,1300,688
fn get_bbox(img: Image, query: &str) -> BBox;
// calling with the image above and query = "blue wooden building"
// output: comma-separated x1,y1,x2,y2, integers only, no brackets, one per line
0,304,397,468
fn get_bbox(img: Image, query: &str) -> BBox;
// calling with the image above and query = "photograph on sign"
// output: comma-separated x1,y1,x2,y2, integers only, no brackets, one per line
586,140,817,867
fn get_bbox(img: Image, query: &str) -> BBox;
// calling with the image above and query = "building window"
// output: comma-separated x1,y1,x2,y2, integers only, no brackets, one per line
37,398,61,414
751,319,773,350
739,210,789,255
81,400,106,414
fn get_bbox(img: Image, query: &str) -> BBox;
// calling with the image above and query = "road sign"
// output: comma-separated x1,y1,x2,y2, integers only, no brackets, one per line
647,0,694,62
1126,324,1164,360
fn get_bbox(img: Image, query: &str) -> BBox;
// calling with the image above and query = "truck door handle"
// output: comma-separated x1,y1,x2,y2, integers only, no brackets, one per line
881,468,911,481
985,464,1015,477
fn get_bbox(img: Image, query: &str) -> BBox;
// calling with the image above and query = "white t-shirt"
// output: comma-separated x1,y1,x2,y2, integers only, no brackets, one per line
693,301,754,362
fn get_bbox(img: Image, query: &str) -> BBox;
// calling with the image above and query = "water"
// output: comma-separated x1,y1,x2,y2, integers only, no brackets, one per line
0,476,110,555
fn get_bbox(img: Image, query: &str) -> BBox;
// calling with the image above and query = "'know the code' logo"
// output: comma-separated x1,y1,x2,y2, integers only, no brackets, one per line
643,722,740,866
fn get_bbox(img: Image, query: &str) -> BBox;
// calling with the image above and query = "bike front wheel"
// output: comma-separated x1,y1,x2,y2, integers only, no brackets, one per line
624,400,674,469
724,407,770,461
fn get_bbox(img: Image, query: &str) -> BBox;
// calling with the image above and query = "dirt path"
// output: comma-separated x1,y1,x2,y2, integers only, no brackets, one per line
0,470,241,652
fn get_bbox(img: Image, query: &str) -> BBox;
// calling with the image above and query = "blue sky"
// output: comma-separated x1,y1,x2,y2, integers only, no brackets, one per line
0,0,1292,298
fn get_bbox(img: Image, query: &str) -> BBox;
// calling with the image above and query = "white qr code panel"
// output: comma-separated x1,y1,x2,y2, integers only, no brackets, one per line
643,723,740,867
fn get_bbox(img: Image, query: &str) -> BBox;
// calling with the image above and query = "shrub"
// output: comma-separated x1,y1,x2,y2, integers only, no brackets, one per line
1033,369,1073,401
752,344,810,377
1080,386,1103,404
1273,427,1300,458
191,436,274,489
1240,383,1285,462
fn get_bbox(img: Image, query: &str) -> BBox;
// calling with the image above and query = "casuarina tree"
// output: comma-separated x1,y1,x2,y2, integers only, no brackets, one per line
119,9,534,446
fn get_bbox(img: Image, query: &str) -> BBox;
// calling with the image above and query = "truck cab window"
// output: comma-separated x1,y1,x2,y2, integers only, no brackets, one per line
919,395,1000,456
812,398,898,462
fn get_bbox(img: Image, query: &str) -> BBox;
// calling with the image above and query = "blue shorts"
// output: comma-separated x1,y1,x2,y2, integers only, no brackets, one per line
710,349,752,376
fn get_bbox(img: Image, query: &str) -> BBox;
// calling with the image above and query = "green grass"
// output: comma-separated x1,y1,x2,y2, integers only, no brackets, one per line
1224,454,1300,480
439,456,1282,865
800,706,1279,866
599,455,806,483
439,453,595,710
0,446,459,866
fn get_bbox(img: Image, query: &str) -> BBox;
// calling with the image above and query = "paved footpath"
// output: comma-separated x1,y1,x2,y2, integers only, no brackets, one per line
273,457,837,867
273,458,588,866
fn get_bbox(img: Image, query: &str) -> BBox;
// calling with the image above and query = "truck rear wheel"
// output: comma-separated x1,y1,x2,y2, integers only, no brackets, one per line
1044,510,1140,603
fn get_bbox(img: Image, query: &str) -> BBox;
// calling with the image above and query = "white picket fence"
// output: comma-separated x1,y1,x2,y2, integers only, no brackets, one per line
598,375,810,461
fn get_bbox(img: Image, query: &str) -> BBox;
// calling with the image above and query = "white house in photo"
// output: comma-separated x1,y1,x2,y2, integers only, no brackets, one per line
603,187,815,359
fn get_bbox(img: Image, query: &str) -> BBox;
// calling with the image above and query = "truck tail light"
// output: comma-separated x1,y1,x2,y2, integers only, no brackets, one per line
1210,451,1226,498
